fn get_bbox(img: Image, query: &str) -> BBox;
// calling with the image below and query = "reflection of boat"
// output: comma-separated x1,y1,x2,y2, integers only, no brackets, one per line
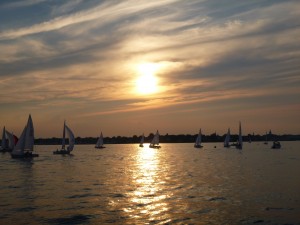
53,121,75,154
233,121,243,149
11,115,39,158
271,141,281,149
95,132,105,149
194,129,203,148
224,128,230,148
149,130,161,149
139,133,144,147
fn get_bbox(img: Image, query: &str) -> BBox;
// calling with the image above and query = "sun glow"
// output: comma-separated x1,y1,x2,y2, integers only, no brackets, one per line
136,63,159,95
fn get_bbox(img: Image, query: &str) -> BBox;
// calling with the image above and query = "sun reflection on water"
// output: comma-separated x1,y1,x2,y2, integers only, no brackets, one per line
124,146,169,222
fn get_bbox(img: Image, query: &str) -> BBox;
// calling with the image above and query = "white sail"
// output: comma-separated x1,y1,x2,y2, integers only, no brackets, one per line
195,129,202,146
62,121,66,150
140,134,144,145
1,126,7,149
65,125,75,151
12,115,34,155
5,130,15,149
95,132,104,147
224,128,230,147
151,130,159,145
24,115,34,151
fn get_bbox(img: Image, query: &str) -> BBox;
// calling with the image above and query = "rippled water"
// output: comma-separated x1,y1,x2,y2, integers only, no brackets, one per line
0,142,300,225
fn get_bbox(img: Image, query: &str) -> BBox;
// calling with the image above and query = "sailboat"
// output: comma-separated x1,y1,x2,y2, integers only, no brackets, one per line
235,121,243,149
194,129,203,148
139,133,144,147
149,130,161,149
53,121,75,154
11,114,39,158
95,132,105,149
224,128,230,148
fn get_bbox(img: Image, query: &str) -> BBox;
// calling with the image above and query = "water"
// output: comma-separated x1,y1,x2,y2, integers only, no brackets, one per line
0,142,300,225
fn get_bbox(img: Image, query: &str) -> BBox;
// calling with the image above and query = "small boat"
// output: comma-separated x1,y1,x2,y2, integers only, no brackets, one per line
53,121,75,154
11,115,39,158
95,132,105,149
235,121,243,150
149,130,161,149
224,128,230,148
194,129,203,148
139,133,144,147
271,141,281,149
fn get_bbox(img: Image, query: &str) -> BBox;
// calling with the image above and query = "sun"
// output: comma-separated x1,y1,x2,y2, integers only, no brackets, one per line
135,63,159,95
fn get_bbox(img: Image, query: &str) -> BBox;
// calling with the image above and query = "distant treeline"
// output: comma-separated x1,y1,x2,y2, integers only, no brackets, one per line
34,133,300,145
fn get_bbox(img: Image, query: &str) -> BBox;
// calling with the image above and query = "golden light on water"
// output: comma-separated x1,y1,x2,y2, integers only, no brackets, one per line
125,146,169,220
135,63,160,95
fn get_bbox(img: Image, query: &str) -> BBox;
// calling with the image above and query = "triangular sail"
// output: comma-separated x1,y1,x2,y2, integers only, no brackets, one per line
65,125,75,151
12,115,34,155
24,115,34,151
195,129,202,146
140,134,144,145
5,130,15,149
224,128,230,146
95,132,104,147
151,130,159,145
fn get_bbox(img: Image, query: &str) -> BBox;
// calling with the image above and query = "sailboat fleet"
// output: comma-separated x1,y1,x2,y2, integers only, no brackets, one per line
1,115,283,159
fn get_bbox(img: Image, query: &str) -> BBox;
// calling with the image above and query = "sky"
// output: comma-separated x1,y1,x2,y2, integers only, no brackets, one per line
0,0,299,138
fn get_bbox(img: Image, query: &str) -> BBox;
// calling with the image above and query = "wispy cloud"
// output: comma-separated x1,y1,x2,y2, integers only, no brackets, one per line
1,0,47,9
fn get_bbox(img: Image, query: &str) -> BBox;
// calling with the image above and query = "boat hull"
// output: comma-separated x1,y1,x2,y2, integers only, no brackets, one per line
95,146,105,149
194,145,203,148
139,144,144,147
11,152,39,158
149,145,161,149
271,142,281,149
53,149,71,154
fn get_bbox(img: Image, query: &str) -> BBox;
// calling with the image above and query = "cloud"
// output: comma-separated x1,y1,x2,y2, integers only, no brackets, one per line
0,0,180,41
0,0,47,9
